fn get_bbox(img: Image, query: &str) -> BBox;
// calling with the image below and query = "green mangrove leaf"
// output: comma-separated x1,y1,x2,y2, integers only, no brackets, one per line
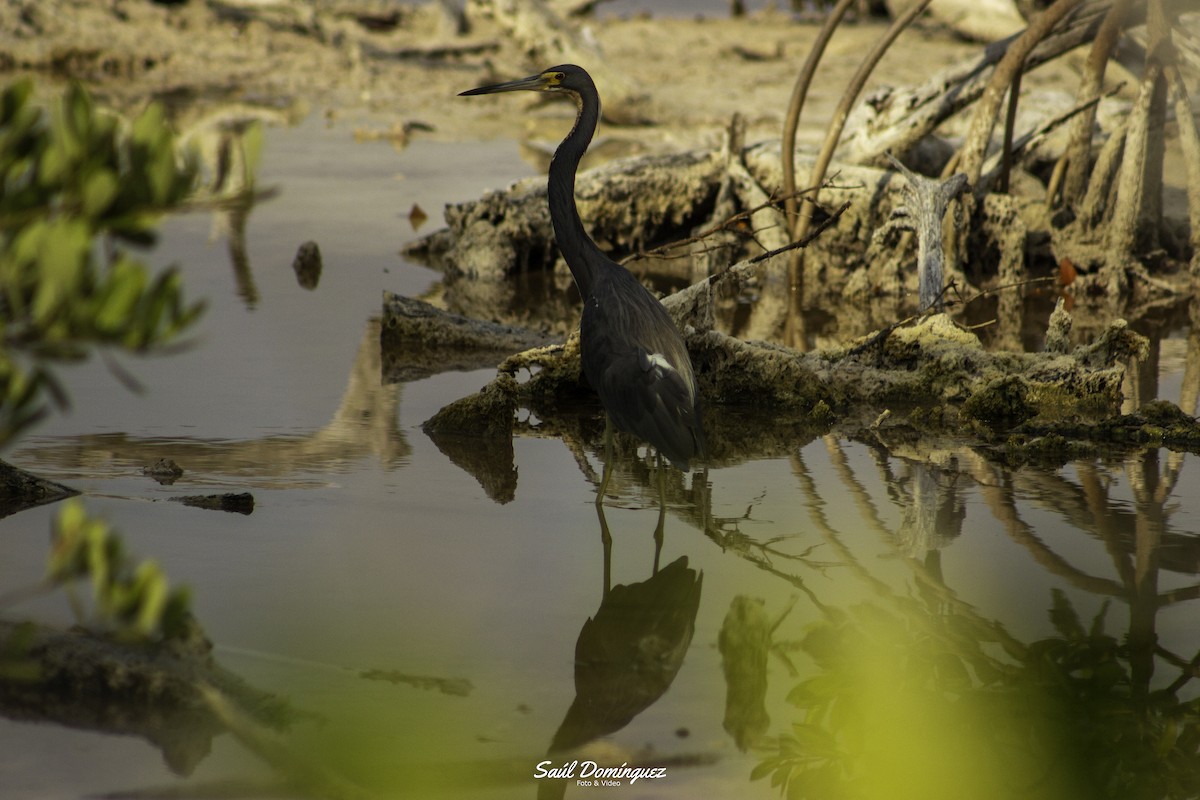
94,257,146,335
32,220,90,325
82,167,118,217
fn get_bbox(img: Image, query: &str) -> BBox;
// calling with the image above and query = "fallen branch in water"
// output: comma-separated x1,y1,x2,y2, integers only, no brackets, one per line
0,618,299,777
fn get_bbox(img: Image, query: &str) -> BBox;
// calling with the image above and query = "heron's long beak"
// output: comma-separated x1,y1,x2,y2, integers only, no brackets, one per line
459,73,548,96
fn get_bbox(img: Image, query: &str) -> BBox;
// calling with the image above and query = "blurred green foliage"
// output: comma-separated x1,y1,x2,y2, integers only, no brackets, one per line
753,590,1200,800
47,498,195,642
1,79,205,448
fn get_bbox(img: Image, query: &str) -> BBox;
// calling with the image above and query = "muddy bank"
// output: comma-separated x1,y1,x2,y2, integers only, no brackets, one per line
7,2,1195,295
0,1,1072,144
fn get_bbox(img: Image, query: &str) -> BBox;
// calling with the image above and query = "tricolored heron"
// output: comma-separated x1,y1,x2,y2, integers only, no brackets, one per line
460,65,704,498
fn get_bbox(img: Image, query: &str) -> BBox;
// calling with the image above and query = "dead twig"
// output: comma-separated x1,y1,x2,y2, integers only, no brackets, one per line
622,184,829,266
739,200,852,270
957,276,1058,307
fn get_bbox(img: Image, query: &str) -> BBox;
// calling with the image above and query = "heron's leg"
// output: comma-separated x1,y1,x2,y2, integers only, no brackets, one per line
595,415,614,506
652,451,666,574
595,497,612,597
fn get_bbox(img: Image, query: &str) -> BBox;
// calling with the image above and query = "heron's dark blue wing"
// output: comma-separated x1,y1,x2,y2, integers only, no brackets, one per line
580,273,703,470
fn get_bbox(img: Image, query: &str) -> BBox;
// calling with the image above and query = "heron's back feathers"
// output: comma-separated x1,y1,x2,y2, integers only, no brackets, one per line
581,266,704,470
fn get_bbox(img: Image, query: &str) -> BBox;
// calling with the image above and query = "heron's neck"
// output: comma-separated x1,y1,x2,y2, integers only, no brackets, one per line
548,88,605,299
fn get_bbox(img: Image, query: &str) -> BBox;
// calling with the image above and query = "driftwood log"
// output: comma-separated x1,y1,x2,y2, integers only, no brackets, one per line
404,149,726,283
421,310,1157,444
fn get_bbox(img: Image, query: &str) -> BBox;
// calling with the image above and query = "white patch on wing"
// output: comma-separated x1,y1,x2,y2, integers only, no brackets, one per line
639,351,676,377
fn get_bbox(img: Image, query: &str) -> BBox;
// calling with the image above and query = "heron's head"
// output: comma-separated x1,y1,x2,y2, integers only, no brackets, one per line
459,64,592,99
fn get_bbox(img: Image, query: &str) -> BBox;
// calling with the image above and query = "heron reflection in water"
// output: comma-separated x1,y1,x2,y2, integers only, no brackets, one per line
460,64,704,502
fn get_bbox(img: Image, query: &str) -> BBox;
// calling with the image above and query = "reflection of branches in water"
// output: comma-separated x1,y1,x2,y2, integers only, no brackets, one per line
808,426,1200,667
182,112,292,312
793,442,1028,659
754,436,1200,799
543,425,837,614
983,478,1128,597
219,197,258,309
433,385,1200,792
999,450,1200,617
565,424,836,584
791,446,892,597
753,580,1200,800
12,319,409,487
543,408,1200,698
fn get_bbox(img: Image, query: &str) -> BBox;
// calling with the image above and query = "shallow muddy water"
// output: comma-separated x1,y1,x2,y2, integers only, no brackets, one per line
2,114,1200,800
